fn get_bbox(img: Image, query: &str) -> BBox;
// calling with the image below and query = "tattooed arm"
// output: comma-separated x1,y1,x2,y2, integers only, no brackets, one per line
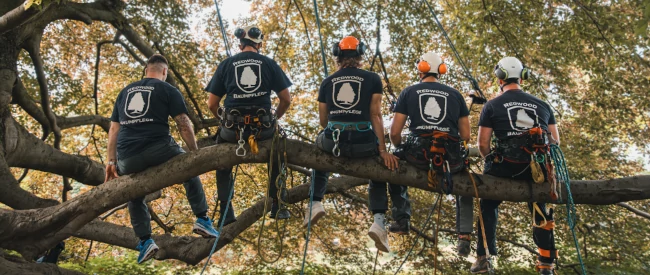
174,113,198,151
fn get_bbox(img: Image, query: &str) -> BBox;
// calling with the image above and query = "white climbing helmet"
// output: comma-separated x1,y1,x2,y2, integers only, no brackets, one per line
416,52,447,75
494,56,529,80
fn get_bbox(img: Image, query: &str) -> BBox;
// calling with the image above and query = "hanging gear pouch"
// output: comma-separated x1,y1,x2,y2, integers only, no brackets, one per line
316,130,377,158
401,131,466,173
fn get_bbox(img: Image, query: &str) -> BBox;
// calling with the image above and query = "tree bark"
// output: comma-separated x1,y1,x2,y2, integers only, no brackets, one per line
0,253,84,275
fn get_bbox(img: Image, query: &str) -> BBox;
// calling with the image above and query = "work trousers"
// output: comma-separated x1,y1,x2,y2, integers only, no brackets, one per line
477,161,557,263
216,126,286,225
312,130,411,221
117,139,209,238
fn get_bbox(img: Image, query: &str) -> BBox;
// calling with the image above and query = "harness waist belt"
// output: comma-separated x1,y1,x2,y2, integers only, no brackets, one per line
327,121,372,131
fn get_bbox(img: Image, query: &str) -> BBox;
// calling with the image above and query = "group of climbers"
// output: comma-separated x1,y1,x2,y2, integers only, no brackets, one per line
103,24,560,274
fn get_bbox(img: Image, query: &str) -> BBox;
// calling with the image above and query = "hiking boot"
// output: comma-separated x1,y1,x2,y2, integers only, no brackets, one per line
535,262,554,275
368,222,390,252
193,217,220,238
135,239,159,264
303,201,326,227
388,219,410,235
470,256,489,274
457,235,471,257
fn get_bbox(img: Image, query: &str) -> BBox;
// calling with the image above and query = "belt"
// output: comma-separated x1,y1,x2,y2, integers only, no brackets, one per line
327,121,372,132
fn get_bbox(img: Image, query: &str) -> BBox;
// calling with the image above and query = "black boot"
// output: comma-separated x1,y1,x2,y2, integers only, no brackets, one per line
218,200,236,226
388,218,410,235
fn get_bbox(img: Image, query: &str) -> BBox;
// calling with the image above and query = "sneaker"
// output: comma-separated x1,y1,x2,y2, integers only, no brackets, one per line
457,235,471,257
303,201,326,227
269,208,290,219
193,217,220,238
470,256,489,274
218,201,237,226
136,239,159,264
535,262,554,275
368,222,390,253
388,219,410,235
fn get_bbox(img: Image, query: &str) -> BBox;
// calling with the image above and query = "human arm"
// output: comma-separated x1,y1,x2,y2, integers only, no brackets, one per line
105,122,120,182
458,116,470,141
207,93,222,118
275,88,291,119
390,112,408,147
548,124,560,145
477,126,493,158
174,113,198,151
318,102,328,128
370,93,399,170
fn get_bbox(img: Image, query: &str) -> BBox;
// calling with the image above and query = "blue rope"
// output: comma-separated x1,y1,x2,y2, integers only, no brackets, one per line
213,0,232,57
550,145,586,275
299,170,317,275
200,165,239,275
312,0,329,76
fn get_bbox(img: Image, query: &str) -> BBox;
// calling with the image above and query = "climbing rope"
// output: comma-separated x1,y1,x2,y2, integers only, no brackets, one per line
468,171,496,274
213,0,232,57
312,0,329,76
550,144,586,275
299,169,317,275
200,164,239,275
420,0,487,106
394,193,443,275
256,126,290,263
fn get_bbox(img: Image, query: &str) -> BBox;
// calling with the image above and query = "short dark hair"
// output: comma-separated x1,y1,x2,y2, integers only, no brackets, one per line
147,54,168,66
240,38,261,48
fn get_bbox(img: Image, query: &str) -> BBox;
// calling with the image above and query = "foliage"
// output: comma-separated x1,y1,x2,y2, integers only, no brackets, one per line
59,253,194,275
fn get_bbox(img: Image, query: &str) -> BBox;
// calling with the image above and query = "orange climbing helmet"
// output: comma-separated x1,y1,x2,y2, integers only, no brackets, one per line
332,36,367,57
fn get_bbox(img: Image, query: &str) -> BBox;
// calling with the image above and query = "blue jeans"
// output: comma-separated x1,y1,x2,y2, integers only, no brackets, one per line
312,130,411,221
117,139,208,238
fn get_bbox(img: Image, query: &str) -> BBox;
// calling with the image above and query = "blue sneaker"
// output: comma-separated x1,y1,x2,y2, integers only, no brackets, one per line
193,217,220,238
136,239,158,264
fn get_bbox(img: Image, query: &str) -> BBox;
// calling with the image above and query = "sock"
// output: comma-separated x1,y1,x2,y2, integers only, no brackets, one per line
374,213,386,227
196,211,209,221
139,234,151,241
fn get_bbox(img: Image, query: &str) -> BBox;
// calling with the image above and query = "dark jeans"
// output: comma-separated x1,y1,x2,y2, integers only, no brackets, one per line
312,130,411,221
117,139,208,238
477,161,557,263
216,126,285,224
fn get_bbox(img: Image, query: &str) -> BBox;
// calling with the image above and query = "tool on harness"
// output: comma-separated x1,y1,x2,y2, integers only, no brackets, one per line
236,126,247,157
221,107,275,157
531,154,545,184
404,131,466,193
442,160,453,194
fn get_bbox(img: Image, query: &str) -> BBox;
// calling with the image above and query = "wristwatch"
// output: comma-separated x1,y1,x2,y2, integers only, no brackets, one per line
108,160,116,166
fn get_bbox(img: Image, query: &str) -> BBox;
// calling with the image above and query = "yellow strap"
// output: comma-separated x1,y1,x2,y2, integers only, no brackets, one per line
248,135,259,155
427,169,438,189
532,202,548,228
531,155,545,184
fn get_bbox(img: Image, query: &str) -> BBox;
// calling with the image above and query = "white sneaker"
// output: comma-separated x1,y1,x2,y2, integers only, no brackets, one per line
368,222,390,253
303,201,326,227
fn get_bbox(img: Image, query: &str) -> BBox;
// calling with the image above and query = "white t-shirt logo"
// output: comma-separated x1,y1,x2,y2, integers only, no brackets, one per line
333,80,361,109
235,63,262,93
419,94,447,125
125,90,152,118
507,106,537,131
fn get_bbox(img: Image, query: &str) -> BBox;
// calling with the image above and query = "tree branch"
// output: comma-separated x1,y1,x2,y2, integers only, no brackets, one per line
617,202,650,221
0,1,39,35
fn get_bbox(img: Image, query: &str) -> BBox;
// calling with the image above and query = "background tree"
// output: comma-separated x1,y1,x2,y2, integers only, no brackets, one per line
0,0,648,274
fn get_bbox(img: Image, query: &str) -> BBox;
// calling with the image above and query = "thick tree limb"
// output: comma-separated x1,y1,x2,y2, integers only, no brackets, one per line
4,117,104,186
0,138,649,260
74,176,367,264
617,202,650,221
0,1,38,35
0,253,84,275
56,115,110,133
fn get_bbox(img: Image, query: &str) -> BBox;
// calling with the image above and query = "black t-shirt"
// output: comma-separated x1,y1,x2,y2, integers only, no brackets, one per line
478,89,556,140
393,82,469,137
111,78,188,159
317,68,382,122
205,51,292,109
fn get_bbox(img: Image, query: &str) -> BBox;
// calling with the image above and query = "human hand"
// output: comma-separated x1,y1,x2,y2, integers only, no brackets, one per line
104,163,119,183
380,151,399,171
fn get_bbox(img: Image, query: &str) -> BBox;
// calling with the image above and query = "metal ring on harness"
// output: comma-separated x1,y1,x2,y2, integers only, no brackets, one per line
332,128,341,157
433,154,444,166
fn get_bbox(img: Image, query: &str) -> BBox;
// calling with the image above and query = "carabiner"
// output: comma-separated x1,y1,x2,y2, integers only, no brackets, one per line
236,139,246,157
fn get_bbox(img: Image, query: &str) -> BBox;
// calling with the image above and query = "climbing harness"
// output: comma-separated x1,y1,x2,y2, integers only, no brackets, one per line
420,0,487,106
200,165,238,275
550,144,587,275
218,107,275,157
468,171,496,275
394,193,443,275
326,121,372,157
256,126,290,263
